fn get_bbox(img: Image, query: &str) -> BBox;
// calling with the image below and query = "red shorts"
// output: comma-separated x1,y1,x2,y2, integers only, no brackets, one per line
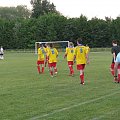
49,62,57,67
37,60,44,65
77,64,85,70
68,61,73,65
111,63,120,69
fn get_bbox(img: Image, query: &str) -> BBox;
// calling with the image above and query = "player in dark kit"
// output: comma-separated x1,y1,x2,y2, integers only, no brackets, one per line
110,40,120,82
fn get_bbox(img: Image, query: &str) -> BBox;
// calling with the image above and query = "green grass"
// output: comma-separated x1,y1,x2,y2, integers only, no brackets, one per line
0,52,120,120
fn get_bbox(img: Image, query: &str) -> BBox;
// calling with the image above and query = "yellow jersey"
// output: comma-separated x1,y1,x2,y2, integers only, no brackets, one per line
75,45,89,65
48,48,58,63
45,46,50,56
86,46,90,53
38,47,46,61
65,47,75,61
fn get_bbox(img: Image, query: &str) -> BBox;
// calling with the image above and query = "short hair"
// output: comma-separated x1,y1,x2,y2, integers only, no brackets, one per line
77,38,83,44
112,40,117,44
39,43,43,47
49,43,53,48
69,42,74,47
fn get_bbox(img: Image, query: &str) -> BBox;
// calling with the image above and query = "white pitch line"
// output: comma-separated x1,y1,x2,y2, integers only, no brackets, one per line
28,89,120,120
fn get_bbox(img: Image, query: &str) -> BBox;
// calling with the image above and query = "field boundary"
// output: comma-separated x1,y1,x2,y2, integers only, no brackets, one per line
28,88,120,120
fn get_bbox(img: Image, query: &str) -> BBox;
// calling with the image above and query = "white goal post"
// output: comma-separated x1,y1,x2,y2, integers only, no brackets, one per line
35,41,69,54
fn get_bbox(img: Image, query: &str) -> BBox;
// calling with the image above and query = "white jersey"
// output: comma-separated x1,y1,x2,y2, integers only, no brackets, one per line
115,52,120,63
0,47,3,54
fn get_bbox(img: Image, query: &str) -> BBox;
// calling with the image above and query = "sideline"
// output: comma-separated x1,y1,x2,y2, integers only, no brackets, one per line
28,89,120,120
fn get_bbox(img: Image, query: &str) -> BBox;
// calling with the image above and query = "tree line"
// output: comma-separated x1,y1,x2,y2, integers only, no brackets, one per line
0,0,120,49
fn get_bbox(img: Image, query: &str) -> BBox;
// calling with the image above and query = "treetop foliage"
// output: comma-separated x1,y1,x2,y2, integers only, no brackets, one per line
0,0,120,49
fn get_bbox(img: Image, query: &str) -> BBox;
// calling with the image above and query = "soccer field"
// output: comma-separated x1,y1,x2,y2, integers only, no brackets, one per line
0,52,120,120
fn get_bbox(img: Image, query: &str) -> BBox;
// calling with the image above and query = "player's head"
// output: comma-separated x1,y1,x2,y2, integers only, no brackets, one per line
49,43,53,48
112,40,117,46
39,43,43,48
69,42,74,48
77,38,83,45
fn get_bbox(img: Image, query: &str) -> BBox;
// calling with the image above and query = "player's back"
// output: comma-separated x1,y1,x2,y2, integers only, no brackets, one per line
75,45,88,64
66,47,75,61
38,48,46,60
48,48,58,63
111,45,120,56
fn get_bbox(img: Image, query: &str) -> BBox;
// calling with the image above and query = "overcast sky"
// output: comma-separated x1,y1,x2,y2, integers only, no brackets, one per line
0,0,120,19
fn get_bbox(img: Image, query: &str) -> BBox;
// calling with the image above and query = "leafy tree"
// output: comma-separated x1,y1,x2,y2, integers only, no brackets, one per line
0,6,31,20
30,0,58,18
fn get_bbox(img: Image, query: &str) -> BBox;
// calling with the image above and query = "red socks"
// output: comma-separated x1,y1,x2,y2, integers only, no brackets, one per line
118,74,120,82
111,70,114,76
80,74,84,83
37,65,44,74
69,66,74,75
42,67,44,73
37,66,40,74
54,68,57,73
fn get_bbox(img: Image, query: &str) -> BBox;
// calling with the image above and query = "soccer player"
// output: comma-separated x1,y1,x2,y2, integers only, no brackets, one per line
37,44,46,74
47,43,58,77
86,44,90,53
114,52,120,83
74,38,90,85
110,40,120,82
44,43,50,68
0,46,4,60
64,42,75,76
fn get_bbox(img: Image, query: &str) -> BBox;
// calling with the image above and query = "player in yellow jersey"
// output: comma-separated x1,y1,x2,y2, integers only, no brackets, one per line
37,44,46,74
44,43,50,68
86,44,90,53
64,42,75,76
48,43,58,77
74,38,90,85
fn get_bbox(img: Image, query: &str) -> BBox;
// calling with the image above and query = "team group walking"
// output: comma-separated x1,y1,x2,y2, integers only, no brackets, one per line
37,38,90,85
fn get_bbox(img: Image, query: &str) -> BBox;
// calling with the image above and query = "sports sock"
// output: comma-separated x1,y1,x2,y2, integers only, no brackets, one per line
118,74,120,82
42,67,44,73
111,70,114,76
50,71,53,76
69,66,73,74
54,68,57,73
80,74,84,83
37,66,40,73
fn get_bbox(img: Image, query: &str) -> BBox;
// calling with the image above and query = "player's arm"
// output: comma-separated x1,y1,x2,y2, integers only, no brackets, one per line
113,52,116,62
74,47,77,62
56,49,58,57
85,48,90,64
86,53,90,64
111,48,116,62
64,48,68,58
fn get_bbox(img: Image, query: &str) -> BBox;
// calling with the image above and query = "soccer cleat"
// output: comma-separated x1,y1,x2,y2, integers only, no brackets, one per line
51,75,53,78
80,82,85,85
114,77,118,83
71,73,74,77
54,72,57,76
68,74,72,76
117,79,120,83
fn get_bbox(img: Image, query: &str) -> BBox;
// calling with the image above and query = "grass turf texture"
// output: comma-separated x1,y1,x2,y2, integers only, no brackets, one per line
0,52,120,120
